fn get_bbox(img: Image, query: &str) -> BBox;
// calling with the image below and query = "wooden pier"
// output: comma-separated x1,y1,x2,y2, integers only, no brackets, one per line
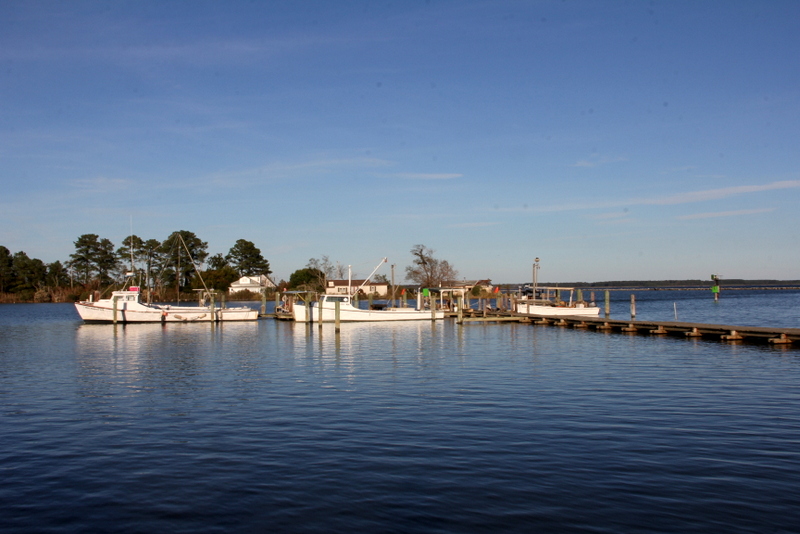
459,311,799,346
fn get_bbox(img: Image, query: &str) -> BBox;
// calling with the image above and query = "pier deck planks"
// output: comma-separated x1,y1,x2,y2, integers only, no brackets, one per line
498,312,800,346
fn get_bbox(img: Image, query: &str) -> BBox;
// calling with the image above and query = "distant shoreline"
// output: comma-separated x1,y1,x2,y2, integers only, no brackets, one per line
512,281,800,291
593,286,800,291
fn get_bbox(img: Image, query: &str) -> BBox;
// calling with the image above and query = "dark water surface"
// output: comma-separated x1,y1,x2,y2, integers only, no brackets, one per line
1,292,799,533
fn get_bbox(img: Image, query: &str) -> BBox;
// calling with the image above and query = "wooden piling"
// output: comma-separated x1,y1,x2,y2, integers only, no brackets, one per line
685,327,702,338
630,294,636,319
769,333,792,345
604,290,610,317
335,300,341,332
722,330,743,341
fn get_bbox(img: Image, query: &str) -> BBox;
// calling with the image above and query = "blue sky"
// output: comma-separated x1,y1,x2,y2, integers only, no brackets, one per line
2,0,798,284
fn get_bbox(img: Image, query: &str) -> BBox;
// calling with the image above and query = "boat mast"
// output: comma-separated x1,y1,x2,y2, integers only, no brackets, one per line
353,258,388,295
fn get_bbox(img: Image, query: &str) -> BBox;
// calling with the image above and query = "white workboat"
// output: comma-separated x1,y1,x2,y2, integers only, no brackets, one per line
515,286,600,317
292,294,444,323
75,287,259,323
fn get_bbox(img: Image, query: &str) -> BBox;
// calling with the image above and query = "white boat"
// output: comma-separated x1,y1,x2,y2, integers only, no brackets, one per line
515,286,600,317
75,286,259,323
292,294,444,323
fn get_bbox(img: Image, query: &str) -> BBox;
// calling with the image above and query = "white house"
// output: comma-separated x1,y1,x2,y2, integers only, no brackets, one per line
229,274,276,294
325,279,389,297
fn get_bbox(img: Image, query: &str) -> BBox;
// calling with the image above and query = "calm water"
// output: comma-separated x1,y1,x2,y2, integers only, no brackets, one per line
1,291,799,533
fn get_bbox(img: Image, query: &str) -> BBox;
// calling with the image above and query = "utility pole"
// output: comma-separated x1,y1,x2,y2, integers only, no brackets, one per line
391,264,396,307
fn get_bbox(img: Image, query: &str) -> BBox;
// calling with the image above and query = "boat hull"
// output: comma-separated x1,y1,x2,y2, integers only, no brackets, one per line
515,302,601,317
75,302,258,323
292,302,444,322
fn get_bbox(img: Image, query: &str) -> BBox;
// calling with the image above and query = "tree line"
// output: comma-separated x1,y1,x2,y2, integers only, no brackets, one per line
1,236,458,303
0,231,271,303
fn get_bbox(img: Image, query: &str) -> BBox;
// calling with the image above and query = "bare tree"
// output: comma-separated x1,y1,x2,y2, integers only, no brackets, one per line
405,245,458,287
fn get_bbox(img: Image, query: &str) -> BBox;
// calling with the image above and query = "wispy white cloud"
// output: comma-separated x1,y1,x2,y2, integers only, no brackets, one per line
571,155,627,168
587,211,629,220
205,157,395,185
661,166,697,174
677,208,775,220
643,181,800,205
446,221,500,228
392,173,463,180
68,176,131,191
528,180,800,214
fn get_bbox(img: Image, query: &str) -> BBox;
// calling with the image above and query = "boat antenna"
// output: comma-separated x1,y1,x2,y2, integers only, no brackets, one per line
125,217,135,290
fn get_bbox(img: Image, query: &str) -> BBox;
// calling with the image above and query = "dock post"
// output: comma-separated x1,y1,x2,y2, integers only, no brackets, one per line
431,297,436,321
457,296,463,324
769,333,792,345
261,291,266,315
210,294,216,322
112,295,118,324
721,330,743,342
335,300,341,333
604,290,610,317
318,297,324,328
368,294,373,309
577,289,583,303
630,294,636,319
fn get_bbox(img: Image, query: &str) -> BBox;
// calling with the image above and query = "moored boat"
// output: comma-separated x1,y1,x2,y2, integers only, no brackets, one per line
292,294,444,322
515,286,601,317
75,287,258,323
